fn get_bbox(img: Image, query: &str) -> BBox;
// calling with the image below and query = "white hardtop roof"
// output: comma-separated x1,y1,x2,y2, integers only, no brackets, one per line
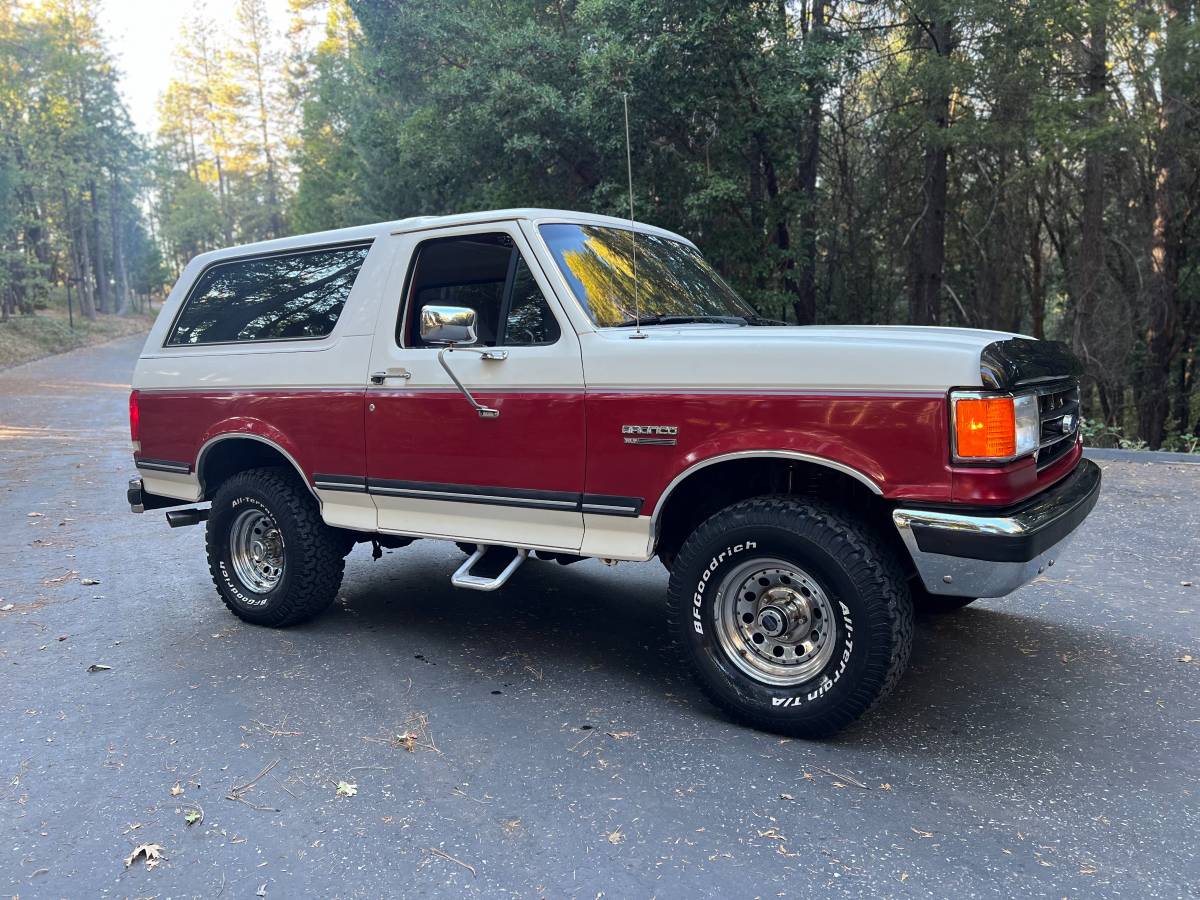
190,208,694,267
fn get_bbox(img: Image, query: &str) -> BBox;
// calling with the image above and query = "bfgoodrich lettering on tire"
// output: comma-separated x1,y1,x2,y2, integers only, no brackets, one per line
667,495,913,737
206,467,346,627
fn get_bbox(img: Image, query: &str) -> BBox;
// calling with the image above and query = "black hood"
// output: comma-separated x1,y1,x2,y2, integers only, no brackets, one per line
980,338,1083,390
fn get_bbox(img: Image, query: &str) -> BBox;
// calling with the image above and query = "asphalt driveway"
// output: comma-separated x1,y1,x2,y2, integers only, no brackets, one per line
1,335,1197,897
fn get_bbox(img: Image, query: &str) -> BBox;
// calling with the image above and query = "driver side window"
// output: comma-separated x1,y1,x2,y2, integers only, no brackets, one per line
399,232,561,348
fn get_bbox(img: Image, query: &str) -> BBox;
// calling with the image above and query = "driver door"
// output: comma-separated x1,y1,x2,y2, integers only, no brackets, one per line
364,222,586,551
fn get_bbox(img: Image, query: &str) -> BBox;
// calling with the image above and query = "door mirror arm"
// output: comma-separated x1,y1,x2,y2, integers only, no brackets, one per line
437,346,503,419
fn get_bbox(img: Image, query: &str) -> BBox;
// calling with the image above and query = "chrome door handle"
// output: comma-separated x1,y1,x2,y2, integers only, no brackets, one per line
370,370,412,384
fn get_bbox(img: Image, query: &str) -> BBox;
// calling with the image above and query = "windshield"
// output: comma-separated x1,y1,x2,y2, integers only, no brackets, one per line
538,223,757,327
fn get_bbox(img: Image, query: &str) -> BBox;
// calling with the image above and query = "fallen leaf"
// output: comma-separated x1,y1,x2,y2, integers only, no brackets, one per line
124,843,165,868
80,578,100,586
880,783,894,791
170,784,184,797
1177,655,1195,663
184,811,201,826
335,781,357,797
27,511,44,517
911,827,935,838
607,827,624,845
86,664,112,673
605,731,637,739
900,871,909,882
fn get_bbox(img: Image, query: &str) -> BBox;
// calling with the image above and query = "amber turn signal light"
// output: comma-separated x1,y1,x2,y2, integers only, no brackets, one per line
953,395,1016,459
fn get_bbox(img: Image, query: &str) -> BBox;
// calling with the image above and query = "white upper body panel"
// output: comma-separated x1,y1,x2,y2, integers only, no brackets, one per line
579,324,1021,395
133,207,1019,394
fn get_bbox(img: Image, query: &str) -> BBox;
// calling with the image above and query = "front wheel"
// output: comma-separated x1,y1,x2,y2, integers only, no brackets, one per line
206,467,347,627
667,496,913,738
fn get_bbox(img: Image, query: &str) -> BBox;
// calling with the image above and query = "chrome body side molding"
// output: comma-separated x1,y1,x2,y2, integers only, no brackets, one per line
648,450,883,555
195,433,318,503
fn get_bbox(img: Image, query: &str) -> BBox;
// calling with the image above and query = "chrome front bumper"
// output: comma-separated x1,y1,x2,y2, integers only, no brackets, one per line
893,459,1102,598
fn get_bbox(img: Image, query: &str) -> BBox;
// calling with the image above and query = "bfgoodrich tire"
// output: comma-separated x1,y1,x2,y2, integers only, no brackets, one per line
206,467,346,627
667,496,913,738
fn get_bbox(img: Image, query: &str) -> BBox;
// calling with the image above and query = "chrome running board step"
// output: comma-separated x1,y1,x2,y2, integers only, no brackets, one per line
451,545,528,591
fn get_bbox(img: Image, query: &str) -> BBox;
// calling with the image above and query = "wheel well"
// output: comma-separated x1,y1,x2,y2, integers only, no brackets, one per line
654,457,907,570
198,437,309,501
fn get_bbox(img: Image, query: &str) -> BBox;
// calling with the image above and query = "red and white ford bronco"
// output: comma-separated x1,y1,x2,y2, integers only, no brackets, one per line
127,208,1101,736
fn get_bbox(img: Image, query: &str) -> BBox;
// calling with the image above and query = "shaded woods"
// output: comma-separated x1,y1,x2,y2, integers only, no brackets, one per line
1,0,1197,448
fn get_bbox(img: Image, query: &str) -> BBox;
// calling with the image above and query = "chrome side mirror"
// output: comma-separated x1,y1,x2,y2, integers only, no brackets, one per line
420,305,478,345
419,304,503,420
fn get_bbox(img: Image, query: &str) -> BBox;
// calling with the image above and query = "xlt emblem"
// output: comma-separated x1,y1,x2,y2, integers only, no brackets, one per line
622,424,678,446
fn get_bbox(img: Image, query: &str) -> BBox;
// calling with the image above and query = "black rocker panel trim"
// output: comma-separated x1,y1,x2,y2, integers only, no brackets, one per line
581,493,644,517
312,473,368,492
135,457,193,474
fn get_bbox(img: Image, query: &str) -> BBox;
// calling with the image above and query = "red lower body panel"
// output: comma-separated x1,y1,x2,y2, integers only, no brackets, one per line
133,387,1070,512
135,389,366,481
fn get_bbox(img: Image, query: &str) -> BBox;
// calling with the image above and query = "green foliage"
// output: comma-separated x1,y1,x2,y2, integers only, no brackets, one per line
2,0,1197,450
158,176,223,262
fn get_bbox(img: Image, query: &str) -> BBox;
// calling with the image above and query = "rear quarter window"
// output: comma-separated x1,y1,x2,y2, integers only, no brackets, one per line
167,242,372,346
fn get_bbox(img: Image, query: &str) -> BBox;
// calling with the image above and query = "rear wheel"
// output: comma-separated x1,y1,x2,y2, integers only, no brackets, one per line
206,467,346,627
667,496,913,738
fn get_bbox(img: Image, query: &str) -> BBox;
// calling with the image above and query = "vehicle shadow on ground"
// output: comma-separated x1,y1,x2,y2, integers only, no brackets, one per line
330,547,1126,749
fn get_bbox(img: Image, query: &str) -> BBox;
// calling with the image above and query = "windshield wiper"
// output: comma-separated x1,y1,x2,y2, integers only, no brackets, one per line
737,314,788,326
611,314,749,328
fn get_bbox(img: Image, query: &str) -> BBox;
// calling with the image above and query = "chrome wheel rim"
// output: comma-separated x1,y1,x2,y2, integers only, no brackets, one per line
229,508,285,593
713,558,837,687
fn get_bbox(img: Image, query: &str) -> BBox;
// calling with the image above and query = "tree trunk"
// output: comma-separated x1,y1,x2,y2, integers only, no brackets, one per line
1173,351,1192,437
88,179,111,314
110,173,132,315
1074,3,1107,366
250,33,284,238
67,196,97,321
907,15,954,326
1029,220,1045,339
1136,0,1190,449
793,0,829,326
754,130,801,322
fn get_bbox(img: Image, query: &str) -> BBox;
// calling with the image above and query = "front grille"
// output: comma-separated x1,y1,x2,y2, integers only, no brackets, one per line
1036,380,1081,470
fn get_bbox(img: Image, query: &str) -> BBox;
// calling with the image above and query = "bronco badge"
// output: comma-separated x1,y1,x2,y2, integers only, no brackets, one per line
622,424,678,446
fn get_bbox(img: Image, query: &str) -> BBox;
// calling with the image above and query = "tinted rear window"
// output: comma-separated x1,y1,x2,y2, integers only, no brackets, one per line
167,242,372,346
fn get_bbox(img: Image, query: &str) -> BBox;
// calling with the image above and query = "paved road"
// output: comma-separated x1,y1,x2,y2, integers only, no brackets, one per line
1,335,1197,898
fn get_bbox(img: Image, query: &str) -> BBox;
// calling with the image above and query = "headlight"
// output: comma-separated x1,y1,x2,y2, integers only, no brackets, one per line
1013,393,1040,457
951,391,1039,462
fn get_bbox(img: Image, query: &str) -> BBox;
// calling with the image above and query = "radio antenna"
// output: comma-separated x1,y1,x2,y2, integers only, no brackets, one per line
622,92,643,337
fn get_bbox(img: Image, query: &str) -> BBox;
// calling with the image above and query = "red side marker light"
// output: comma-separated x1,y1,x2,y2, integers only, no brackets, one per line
129,390,140,443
